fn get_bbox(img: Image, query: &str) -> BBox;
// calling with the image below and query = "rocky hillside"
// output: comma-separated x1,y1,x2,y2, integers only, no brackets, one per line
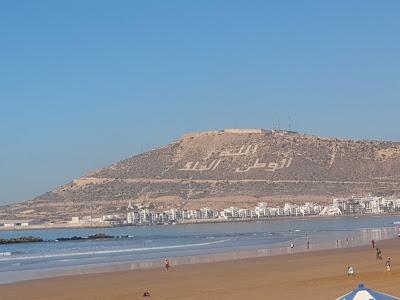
2,129,400,220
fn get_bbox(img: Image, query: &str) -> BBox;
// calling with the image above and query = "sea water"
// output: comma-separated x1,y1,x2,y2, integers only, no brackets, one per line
0,215,399,284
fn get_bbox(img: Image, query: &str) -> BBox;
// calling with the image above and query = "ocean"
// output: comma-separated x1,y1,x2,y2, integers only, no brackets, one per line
0,215,399,284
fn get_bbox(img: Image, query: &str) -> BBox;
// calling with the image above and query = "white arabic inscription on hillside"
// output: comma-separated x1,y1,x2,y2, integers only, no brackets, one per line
219,144,258,157
177,144,293,173
235,157,292,173
178,159,222,172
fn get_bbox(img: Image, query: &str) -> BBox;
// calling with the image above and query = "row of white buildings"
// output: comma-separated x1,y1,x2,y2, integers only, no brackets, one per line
320,196,400,216
67,196,400,226
0,221,30,228
125,202,325,225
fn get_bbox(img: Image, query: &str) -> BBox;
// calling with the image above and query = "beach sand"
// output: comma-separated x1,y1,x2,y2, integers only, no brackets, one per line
1,238,399,299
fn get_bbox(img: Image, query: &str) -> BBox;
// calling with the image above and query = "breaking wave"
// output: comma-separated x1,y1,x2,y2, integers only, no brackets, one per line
0,239,230,261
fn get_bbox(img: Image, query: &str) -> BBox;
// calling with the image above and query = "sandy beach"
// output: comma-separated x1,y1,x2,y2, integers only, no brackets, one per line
1,238,399,300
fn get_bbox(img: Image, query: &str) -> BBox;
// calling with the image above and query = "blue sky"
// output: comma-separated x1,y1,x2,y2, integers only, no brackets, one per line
0,1,399,205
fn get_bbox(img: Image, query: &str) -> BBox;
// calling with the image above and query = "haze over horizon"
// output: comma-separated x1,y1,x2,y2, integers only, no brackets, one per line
1,1,399,205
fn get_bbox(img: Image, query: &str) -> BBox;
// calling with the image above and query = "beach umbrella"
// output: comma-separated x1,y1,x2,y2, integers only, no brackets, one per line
337,283,400,300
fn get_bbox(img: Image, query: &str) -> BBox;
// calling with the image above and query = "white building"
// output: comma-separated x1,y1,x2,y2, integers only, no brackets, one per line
319,205,342,216
127,211,140,224
69,217,80,224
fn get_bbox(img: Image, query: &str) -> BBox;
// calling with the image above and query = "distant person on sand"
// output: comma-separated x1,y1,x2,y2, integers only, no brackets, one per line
164,259,171,271
385,257,391,273
142,291,151,297
376,248,382,260
347,266,355,277
307,239,310,249
290,242,294,253
372,240,375,248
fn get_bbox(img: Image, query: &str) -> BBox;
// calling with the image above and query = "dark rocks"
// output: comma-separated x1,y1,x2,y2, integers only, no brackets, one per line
0,236,43,244
55,233,114,241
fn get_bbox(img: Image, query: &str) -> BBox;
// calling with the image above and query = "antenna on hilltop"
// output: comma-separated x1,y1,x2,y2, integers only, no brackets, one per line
272,120,281,130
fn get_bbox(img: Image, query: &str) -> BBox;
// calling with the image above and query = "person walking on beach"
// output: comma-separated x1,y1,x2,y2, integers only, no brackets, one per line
385,257,391,273
376,248,382,260
307,239,310,249
371,239,375,248
164,259,171,271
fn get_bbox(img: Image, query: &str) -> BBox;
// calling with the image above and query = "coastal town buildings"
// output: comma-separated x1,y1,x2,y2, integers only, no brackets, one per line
332,196,400,214
2,195,400,229
121,196,400,226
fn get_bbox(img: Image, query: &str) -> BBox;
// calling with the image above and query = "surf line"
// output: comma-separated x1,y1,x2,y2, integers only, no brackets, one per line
0,239,231,261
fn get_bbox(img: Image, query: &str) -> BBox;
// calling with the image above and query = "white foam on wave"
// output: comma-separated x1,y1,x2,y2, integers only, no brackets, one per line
0,239,230,262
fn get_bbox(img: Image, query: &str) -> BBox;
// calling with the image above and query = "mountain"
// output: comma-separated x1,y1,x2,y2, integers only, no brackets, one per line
2,129,400,221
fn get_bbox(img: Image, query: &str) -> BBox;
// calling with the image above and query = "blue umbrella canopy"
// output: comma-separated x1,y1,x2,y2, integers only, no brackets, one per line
337,284,400,300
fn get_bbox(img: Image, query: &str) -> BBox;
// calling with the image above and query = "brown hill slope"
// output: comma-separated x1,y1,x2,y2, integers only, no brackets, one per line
2,129,400,221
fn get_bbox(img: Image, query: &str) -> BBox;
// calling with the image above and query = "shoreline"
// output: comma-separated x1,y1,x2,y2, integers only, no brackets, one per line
1,238,400,299
1,225,398,285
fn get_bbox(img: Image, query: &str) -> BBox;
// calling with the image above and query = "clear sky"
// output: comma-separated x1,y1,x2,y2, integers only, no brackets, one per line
0,1,399,205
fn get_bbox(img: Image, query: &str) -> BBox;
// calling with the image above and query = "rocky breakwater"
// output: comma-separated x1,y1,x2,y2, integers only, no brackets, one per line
55,233,115,241
0,236,43,244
